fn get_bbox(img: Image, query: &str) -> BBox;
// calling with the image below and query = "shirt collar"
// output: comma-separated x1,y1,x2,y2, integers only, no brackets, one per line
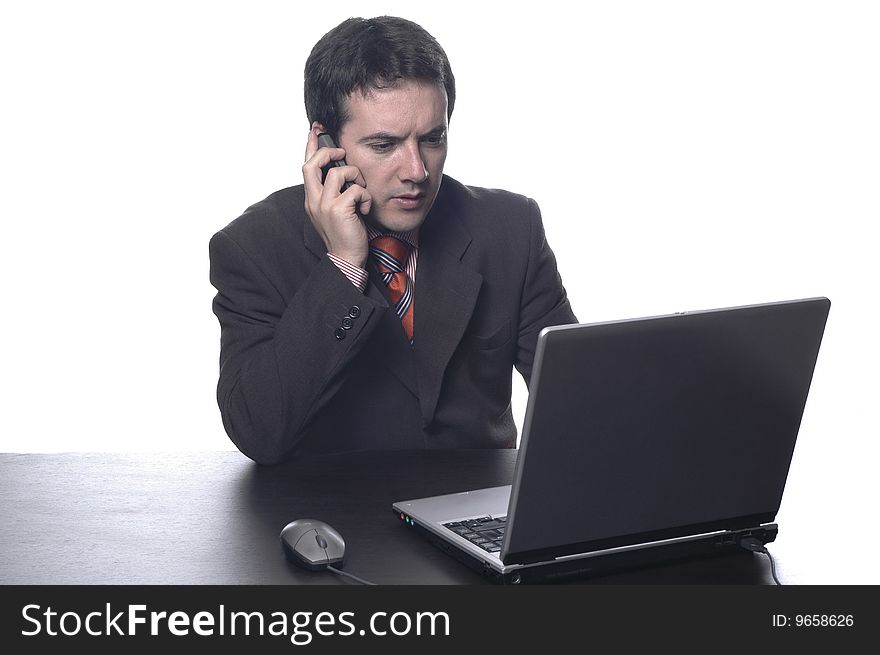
367,225,419,250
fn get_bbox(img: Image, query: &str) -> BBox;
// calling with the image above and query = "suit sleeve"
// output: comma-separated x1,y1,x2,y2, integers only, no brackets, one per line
514,198,578,386
209,229,387,464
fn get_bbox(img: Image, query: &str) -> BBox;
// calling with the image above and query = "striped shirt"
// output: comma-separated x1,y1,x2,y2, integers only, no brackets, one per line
327,226,419,293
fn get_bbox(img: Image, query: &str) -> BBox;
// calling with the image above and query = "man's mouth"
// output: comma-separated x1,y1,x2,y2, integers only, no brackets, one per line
391,192,426,209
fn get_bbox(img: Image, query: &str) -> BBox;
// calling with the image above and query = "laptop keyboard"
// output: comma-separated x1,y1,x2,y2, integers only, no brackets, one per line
443,516,507,553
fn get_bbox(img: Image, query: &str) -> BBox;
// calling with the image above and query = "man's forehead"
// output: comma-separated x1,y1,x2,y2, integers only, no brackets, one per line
341,80,448,135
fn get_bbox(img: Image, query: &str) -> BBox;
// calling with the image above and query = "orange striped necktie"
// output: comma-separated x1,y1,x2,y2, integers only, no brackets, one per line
369,235,414,343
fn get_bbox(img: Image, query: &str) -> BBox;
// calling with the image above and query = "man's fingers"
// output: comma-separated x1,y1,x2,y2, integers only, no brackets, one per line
320,165,368,200
303,131,370,225
304,130,318,162
302,143,347,196
343,185,372,216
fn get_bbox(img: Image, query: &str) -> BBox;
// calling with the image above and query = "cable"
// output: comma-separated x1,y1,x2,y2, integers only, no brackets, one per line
765,549,782,586
738,537,782,585
327,565,377,585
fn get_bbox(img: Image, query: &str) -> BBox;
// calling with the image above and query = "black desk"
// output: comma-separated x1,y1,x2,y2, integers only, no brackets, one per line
0,450,772,585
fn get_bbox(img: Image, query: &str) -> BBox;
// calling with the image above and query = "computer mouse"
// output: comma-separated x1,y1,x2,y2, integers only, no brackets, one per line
280,519,346,571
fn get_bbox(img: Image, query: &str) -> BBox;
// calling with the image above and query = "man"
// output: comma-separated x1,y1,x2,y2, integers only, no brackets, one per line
209,16,577,464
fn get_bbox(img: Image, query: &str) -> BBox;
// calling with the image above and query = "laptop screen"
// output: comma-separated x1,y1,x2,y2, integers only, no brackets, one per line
503,298,830,565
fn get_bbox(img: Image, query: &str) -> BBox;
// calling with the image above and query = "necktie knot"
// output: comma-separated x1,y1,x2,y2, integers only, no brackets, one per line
369,235,409,272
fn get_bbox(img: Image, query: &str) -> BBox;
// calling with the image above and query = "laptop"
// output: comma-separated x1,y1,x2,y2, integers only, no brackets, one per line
393,297,830,583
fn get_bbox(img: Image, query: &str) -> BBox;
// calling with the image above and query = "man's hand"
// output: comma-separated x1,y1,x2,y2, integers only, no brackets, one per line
302,131,373,269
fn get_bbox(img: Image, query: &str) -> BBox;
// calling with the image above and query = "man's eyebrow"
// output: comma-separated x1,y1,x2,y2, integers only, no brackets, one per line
421,125,447,137
358,131,398,143
357,125,447,143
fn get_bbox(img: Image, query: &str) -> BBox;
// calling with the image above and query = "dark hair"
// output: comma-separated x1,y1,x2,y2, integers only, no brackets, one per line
304,16,455,138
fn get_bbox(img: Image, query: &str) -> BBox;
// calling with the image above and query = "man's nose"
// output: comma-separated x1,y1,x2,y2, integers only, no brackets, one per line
399,142,428,183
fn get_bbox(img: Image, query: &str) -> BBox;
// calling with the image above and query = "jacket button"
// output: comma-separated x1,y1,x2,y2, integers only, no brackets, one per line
334,327,346,341
348,305,361,319
342,317,354,330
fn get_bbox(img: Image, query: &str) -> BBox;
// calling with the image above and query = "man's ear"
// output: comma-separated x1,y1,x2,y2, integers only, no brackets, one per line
311,121,327,136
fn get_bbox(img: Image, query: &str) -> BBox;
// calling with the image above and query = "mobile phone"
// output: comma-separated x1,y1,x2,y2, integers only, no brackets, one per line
317,133,353,192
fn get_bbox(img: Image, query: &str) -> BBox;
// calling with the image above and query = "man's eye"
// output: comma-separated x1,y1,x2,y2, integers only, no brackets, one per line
369,142,394,152
424,135,446,146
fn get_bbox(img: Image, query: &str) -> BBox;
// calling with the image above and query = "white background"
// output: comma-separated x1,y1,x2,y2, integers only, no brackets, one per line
1,1,877,582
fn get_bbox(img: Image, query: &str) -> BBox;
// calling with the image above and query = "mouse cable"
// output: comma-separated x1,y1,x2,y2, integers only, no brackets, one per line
738,537,782,586
327,565,377,586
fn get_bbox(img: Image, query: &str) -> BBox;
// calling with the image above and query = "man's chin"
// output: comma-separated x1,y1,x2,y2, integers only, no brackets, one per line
367,209,429,234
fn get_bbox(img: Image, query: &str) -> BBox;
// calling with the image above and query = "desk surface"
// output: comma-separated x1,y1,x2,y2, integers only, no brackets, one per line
1,450,776,585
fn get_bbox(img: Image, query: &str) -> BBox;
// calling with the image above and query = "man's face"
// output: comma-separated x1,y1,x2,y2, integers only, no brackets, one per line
336,79,448,233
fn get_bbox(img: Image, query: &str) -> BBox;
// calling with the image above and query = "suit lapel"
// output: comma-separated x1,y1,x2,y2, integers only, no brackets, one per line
413,189,483,425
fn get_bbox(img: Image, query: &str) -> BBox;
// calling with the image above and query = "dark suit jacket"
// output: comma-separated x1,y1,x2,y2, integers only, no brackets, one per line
209,175,577,464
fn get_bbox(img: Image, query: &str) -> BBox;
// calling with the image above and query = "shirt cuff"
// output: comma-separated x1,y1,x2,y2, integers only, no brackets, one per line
327,253,369,292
